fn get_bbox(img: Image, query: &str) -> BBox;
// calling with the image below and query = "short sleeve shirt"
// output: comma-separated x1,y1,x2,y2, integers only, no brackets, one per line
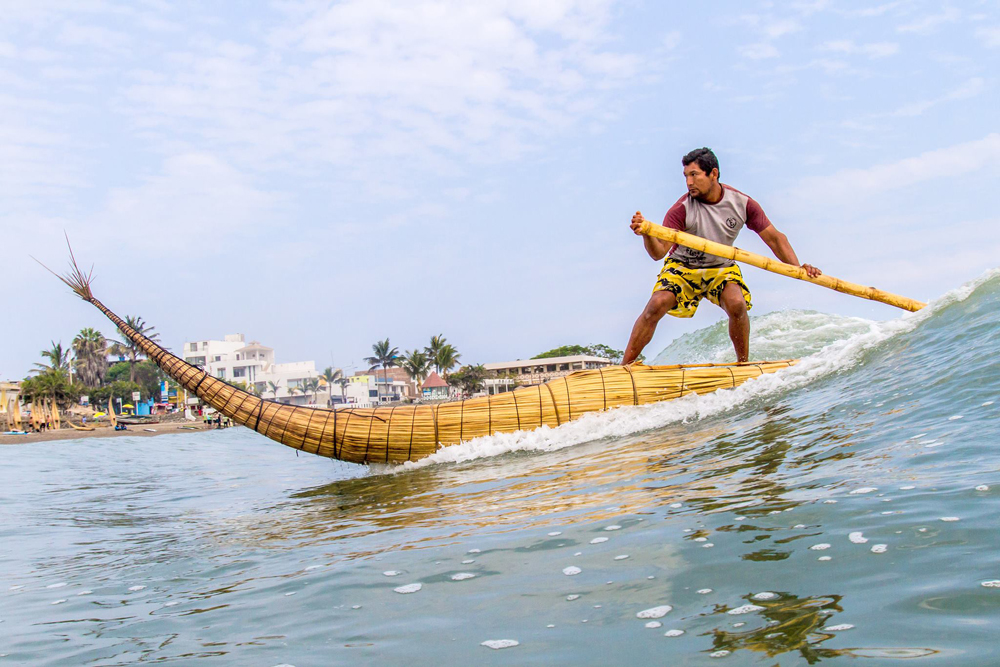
662,183,771,268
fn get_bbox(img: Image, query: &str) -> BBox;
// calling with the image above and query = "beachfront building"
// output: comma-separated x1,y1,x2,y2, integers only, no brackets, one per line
482,355,613,392
182,334,320,405
352,367,417,403
421,372,450,400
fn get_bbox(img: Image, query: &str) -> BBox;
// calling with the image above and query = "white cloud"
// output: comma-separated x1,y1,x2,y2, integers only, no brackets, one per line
897,7,961,34
739,43,780,60
789,133,1000,204
820,40,899,58
977,26,1000,48
885,77,985,117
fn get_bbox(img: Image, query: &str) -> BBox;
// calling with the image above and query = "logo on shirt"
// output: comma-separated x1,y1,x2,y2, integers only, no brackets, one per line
725,216,738,230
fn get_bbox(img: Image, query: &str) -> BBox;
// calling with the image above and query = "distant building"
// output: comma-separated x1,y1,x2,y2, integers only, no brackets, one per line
183,334,320,405
353,367,417,402
421,372,449,400
1,381,21,416
482,354,613,392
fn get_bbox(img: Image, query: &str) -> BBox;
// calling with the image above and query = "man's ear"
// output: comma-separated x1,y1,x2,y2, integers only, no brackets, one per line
711,168,719,180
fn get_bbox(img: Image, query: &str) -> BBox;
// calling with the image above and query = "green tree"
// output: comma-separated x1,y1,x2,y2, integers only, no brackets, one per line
364,338,399,403
108,315,161,383
33,341,71,374
446,364,488,396
285,385,300,403
21,368,79,408
72,328,108,387
320,366,343,406
434,344,461,378
425,334,447,374
266,380,282,398
302,377,321,404
90,381,144,407
399,350,431,388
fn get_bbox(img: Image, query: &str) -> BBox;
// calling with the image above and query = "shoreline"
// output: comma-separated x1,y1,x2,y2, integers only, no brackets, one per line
0,422,218,445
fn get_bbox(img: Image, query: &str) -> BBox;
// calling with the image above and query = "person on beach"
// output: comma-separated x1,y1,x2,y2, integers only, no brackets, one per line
622,147,821,365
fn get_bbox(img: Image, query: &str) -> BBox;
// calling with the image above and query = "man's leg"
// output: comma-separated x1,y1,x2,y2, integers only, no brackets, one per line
718,282,749,362
622,291,677,364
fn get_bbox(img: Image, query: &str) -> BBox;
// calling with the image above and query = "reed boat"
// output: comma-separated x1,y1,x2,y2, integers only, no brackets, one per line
40,250,797,464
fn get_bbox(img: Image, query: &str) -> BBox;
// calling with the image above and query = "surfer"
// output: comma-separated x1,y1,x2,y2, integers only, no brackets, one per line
623,147,820,364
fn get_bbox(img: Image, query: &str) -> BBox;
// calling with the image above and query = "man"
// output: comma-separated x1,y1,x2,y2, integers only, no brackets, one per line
622,147,820,365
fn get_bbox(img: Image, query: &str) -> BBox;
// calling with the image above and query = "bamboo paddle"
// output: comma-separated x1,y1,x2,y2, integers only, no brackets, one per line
637,220,926,312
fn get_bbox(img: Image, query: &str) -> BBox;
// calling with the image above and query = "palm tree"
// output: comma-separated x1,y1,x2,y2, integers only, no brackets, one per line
108,315,161,383
399,350,431,391
285,385,300,404
425,334,447,375
320,366,343,406
72,328,107,388
302,377,321,404
34,341,71,374
364,338,399,403
434,344,461,378
266,380,282,399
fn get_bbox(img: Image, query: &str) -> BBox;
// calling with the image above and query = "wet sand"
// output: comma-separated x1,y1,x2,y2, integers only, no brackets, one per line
1,423,216,445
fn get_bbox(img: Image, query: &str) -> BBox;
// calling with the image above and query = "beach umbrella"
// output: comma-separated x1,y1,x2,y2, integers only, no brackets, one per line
122,403,134,408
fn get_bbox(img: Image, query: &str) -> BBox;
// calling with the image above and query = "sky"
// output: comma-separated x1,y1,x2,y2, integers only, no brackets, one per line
3,0,999,380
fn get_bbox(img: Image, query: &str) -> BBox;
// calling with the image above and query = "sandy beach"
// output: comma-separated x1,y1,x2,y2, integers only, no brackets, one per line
0,422,216,445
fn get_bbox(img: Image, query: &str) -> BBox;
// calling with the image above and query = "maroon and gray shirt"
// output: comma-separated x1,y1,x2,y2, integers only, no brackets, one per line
662,183,772,268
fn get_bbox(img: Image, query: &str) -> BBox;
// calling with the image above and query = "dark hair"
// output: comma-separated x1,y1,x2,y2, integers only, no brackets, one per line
682,147,719,176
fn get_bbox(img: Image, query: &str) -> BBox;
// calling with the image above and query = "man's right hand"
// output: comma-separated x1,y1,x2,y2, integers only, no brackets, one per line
630,211,645,235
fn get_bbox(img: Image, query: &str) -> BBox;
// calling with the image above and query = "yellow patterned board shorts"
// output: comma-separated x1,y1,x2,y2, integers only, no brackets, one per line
652,258,752,318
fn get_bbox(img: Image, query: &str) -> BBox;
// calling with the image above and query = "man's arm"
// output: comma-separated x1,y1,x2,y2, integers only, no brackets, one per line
630,211,671,260
757,225,821,278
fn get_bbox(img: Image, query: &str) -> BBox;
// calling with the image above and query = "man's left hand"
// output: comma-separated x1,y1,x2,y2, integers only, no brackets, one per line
801,263,822,278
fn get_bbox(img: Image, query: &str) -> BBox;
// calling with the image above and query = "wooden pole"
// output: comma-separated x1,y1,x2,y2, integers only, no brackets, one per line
638,220,926,312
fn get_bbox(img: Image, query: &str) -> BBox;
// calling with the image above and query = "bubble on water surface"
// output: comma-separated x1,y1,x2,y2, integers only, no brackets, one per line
850,487,877,495
481,639,518,649
827,624,854,631
548,532,562,536
590,537,608,544
849,532,868,544
467,549,481,554
735,517,746,521
605,525,622,531
46,583,67,589
394,583,422,594
645,621,662,628
614,555,629,560
793,524,806,529
948,415,963,420
462,559,475,564
941,517,960,522
823,500,838,504
636,605,673,619
818,556,832,561
733,622,745,628
899,485,915,490
664,629,684,637
563,566,582,576
976,485,990,491
128,586,146,592
164,601,179,607
352,605,361,609
703,543,715,548
451,573,476,581
574,552,582,556
710,650,731,657
871,544,888,554
694,537,707,542
566,594,580,601
284,592,296,596
547,624,555,628
980,580,1000,588
728,604,764,615
383,571,402,577
752,592,777,600
51,599,66,605
697,588,713,595
810,543,831,550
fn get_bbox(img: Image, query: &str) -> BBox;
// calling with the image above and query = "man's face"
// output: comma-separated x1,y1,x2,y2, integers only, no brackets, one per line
683,163,718,200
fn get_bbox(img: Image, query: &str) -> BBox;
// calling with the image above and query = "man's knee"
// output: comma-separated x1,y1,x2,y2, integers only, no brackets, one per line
643,293,676,321
719,286,747,318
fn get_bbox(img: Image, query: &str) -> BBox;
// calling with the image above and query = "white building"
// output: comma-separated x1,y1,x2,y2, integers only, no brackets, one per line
482,354,614,394
183,334,320,405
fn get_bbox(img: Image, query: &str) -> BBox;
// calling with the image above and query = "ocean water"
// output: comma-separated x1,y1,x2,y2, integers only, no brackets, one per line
3,269,1000,665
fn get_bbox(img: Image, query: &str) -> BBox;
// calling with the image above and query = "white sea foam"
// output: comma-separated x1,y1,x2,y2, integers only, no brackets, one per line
664,629,684,637
383,571,402,577
980,580,1000,588
871,544,888,554
976,485,990,491
51,599,66,605
614,555,629,560
826,624,854,631
451,573,476,581
547,531,562,536
590,537,609,544
810,543,831,551
462,559,475,564
941,517,960,522
563,566,582,576
710,650,731,657
728,604,765,615
394,583,422,594
637,605,673,618
566,594,580,601
46,583,67,589
850,487,877,495
604,525,622,531
849,532,868,544
128,585,146,592
645,621,662,628
481,639,518,649
752,592,777,600
697,588,713,594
